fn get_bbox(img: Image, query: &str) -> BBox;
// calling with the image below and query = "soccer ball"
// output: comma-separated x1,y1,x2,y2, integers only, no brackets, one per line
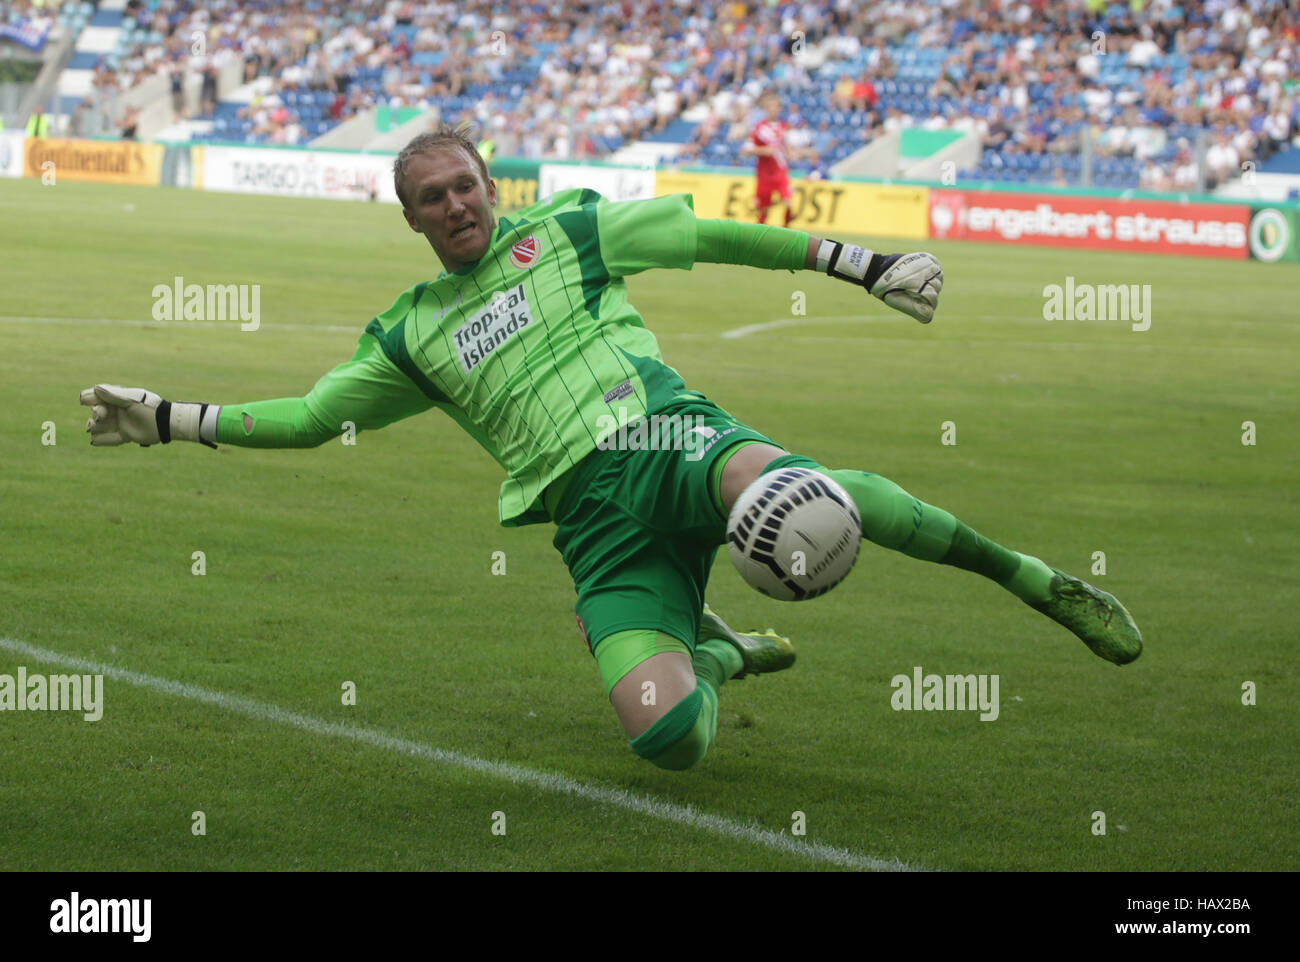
726,467,861,601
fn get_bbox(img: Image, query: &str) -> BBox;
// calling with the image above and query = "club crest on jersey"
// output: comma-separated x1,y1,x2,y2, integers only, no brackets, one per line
510,235,540,269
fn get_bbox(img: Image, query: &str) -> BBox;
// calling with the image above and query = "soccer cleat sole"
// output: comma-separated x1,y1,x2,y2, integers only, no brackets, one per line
1031,569,1143,666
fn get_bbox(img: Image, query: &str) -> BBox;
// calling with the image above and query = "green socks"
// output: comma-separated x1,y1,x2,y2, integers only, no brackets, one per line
694,639,742,690
759,454,1055,605
1003,551,1056,605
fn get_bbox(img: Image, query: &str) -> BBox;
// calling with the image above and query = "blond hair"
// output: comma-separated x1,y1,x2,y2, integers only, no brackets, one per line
393,120,490,208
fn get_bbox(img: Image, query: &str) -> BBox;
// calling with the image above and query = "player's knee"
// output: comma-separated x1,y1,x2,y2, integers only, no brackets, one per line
719,445,806,513
645,712,712,771
629,686,711,771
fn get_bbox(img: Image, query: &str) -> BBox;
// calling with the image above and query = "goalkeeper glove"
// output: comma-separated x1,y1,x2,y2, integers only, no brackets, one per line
80,384,219,448
817,241,944,323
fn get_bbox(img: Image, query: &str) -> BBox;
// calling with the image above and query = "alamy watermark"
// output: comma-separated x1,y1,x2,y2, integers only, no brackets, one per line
50,893,150,942
1042,276,1151,331
890,666,999,721
1,667,103,720
152,275,260,330
595,404,715,460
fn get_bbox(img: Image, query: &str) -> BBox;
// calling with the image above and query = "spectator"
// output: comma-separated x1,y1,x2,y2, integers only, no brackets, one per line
851,70,877,110
831,72,855,110
1172,142,1199,189
200,64,218,118
1205,128,1241,185
120,107,140,141
26,105,49,139
170,62,185,118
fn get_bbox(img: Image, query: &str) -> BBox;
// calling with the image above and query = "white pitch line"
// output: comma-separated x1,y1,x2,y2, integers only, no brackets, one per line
0,315,359,334
719,311,1201,339
721,314,893,339
0,637,923,872
719,313,1044,338
718,315,1291,349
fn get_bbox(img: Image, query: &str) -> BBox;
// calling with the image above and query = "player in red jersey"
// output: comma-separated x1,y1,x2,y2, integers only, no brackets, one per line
745,92,794,225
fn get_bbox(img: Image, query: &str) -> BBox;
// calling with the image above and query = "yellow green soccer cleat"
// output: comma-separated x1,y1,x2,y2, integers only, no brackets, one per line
1031,569,1143,666
699,604,796,679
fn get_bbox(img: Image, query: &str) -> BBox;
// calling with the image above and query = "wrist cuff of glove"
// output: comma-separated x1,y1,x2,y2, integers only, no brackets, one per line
819,239,892,290
156,401,219,449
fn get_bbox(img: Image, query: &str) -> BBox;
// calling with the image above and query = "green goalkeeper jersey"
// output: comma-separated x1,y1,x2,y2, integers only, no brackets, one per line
379,187,706,525
228,189,701,526
215,188,810,526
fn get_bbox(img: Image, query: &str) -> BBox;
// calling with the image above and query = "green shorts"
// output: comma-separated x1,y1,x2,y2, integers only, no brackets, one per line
549,394,781,656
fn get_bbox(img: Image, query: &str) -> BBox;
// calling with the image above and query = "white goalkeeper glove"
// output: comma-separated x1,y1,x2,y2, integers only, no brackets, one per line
80,384,219,448
817,240,944,323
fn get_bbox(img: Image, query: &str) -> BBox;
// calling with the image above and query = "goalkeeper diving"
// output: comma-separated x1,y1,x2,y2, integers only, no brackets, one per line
82,122,1141,772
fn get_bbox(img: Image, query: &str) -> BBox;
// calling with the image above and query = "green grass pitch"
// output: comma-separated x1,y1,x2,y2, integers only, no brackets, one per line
2,177,1296,871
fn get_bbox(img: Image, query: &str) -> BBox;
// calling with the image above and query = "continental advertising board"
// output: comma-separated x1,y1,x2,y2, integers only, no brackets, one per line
23,137,164,186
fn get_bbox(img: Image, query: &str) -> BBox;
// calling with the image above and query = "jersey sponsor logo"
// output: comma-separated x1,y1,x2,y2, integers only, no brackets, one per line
509,234,540,268
453,282,535,373
602,380,635,403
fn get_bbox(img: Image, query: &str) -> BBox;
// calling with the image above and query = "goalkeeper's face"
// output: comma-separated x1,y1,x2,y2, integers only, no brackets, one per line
400,146,498,271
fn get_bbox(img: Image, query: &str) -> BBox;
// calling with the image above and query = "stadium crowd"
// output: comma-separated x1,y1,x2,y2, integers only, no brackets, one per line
33,0,1300,189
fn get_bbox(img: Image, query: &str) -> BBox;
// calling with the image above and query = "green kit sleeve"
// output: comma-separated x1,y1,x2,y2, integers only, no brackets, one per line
215,331,435,447
694,218,810,271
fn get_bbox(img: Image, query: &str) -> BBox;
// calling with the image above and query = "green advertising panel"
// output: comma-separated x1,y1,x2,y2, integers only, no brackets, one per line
1248,204,1299,262
489,157,540,213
